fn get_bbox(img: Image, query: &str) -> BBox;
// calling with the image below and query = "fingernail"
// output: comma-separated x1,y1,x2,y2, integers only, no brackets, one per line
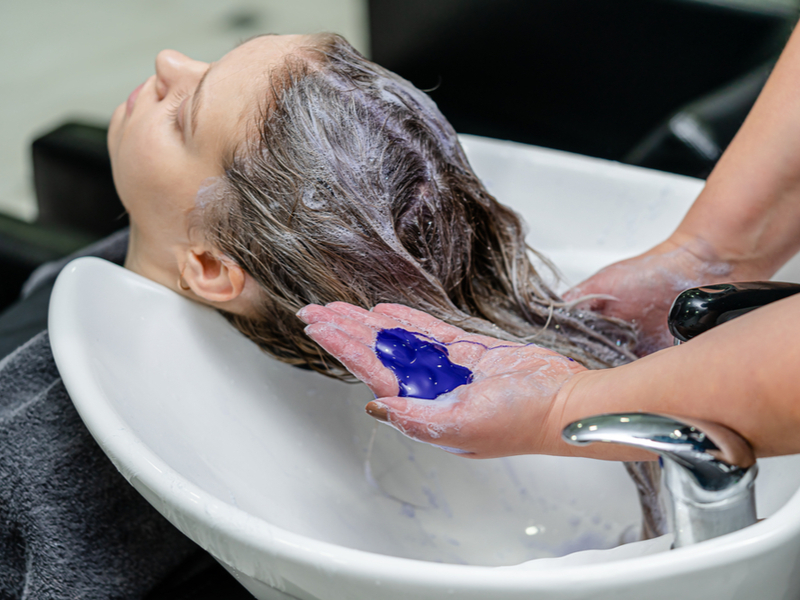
366,401,389,422
296,305,313,322
298,306,328,325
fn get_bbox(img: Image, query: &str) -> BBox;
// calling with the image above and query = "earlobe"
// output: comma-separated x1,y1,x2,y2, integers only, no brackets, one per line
182,250,247,303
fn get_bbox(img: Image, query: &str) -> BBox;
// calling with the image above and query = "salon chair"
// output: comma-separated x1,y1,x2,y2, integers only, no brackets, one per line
0,122,124,315
0,122,128,356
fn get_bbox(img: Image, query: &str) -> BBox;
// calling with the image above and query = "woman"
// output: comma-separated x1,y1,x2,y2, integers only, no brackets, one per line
2,32,651,599
111,32,637,376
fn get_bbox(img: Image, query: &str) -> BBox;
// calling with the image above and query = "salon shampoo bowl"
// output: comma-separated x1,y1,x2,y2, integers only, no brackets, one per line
50,135,800,600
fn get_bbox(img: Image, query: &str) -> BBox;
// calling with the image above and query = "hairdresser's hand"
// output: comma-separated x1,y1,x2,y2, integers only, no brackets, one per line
298,302,586,458
563,236,748,355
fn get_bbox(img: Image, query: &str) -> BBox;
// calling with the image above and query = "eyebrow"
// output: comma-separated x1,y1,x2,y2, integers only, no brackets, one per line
189,34,278,136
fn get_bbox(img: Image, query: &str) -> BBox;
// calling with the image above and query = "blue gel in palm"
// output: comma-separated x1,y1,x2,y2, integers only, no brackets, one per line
375,328,473,399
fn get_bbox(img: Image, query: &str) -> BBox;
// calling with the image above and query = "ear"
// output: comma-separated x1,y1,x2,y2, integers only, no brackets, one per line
181,249,246,304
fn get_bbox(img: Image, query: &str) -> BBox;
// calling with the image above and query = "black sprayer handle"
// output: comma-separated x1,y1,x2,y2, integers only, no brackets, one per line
668,282,800,342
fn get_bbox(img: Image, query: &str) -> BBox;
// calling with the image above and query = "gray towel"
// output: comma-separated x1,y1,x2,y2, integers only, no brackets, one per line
21,227,132,300
0,231,197,599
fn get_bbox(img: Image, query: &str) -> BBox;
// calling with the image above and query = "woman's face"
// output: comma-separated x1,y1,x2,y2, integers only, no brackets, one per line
107,34,306,285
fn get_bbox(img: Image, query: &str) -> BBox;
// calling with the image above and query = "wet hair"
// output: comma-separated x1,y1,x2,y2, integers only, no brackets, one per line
197,33,636,378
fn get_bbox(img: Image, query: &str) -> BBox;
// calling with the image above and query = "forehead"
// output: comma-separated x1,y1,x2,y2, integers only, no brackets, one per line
199,35,309,149
223,34,308,72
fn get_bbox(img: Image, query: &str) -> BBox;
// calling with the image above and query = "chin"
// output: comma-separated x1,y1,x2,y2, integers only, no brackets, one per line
106,110,127,210
107,103,126,151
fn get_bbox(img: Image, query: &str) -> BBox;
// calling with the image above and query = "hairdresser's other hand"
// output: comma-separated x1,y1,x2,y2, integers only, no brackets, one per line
298,302,586,458
563,235,751,356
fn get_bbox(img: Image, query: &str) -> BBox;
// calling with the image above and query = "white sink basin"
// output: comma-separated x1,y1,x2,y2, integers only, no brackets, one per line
50,135,800,599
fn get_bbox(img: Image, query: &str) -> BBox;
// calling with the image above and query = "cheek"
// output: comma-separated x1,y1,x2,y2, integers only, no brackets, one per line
113,123,181,211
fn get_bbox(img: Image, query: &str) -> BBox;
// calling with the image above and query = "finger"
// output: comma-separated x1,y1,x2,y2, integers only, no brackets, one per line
324,301,484,363
366,397,469,450
562,283,607,310
373,303,525,367
561,285,585,303
296,304,335,326
298,304,379,346
371,303,468,342
325,302,425,334
304,323,399,396
373,303,526,349
325,302,494,372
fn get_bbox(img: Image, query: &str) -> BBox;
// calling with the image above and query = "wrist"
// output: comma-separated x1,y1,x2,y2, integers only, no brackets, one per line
662,230,772,283
542,369,597,457
671,198,796,282
545,368,658,462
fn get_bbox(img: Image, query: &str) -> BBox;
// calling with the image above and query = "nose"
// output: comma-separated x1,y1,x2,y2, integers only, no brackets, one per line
154,49,207,101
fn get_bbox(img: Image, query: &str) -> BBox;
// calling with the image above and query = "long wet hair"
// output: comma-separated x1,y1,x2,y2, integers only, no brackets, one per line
197,33,637,378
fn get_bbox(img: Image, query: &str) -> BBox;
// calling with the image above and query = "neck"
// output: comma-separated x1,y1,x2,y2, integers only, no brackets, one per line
124,224,179,291
124,223,260,318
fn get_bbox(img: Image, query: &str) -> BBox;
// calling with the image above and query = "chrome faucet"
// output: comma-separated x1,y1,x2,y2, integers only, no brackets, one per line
559,282,800,547
562,413,757,548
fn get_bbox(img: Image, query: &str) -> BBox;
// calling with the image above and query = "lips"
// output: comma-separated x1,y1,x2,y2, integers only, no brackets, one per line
126,82,145,116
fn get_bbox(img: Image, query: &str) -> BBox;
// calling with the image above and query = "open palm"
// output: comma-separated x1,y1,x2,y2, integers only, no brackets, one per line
298,302,586,458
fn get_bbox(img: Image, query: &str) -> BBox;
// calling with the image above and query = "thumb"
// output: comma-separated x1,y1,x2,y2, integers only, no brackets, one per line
562,284,610,310
562,275,598,302
366,397,458,443
561,285,584,303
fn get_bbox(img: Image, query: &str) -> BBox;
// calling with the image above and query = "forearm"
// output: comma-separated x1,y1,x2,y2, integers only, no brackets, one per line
551,293,800,459
669,26,800,276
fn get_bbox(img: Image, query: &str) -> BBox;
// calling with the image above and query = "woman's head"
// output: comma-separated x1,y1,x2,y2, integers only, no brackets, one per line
107,34,309,311
110,33,636,375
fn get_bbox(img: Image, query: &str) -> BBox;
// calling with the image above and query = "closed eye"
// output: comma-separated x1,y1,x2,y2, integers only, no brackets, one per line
166,94,188,133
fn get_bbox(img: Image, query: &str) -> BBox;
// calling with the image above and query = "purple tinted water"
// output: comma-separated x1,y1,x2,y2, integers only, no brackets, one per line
375,328,473,399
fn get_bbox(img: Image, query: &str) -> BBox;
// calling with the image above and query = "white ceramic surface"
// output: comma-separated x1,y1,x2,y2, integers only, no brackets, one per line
50,135,800,600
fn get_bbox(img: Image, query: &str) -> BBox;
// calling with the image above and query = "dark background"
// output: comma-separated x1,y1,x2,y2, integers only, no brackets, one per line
370,0,795,169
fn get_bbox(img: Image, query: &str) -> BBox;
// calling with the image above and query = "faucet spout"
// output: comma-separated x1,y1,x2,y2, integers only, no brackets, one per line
562,413,757,548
